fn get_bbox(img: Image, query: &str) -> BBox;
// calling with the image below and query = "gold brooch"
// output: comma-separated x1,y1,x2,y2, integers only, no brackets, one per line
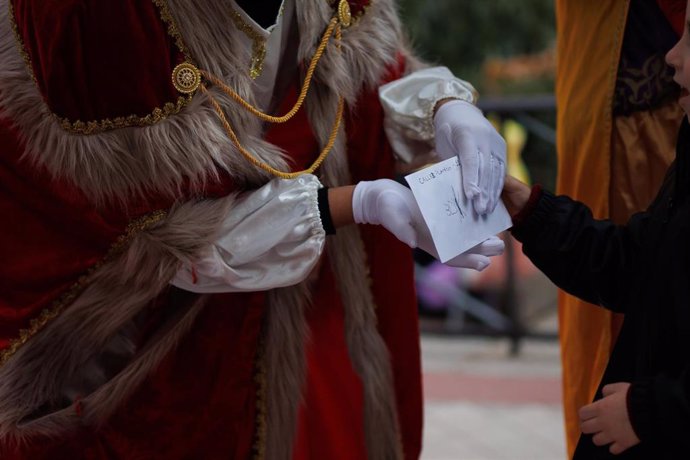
338,0,352,28
172,62,201,94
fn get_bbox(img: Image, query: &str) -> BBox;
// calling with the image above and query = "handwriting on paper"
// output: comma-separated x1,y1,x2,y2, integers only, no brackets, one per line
405,157,512,263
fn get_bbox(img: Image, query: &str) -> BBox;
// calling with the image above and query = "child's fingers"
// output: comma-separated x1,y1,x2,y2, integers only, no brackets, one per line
609,442,626,455
592,431,613,446
602,382,629,397
580,417,602,434
578,402,599,421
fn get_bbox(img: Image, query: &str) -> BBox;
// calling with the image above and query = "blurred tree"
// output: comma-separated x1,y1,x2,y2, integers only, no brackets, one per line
398,0,558,190
399,0,555,95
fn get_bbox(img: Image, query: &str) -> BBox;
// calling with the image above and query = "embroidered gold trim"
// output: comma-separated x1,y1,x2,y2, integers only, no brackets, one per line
151,0,193,62
54,96,192,135
7,0,196,135
252,335,268,460
228,6,268,80
0,210,167,367
8,0,37,85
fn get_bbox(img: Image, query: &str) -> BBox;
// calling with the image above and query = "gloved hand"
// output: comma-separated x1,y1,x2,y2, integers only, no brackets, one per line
353,179,422,248
352,179,505,271
447,236,505,271
434,100,507,215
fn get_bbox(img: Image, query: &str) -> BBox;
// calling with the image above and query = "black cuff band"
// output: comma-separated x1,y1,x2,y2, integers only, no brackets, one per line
317,187,336,235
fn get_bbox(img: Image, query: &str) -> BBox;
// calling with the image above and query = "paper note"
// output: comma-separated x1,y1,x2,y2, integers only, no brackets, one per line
405,157,512,263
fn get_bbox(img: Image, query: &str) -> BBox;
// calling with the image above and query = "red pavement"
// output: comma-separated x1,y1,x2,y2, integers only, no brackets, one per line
424,372,562,404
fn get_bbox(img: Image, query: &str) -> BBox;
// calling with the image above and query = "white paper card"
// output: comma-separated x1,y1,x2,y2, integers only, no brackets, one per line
405,157,512,262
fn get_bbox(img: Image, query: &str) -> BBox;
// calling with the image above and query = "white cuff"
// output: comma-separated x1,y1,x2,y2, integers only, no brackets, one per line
378,66,477,162
171,175,326,293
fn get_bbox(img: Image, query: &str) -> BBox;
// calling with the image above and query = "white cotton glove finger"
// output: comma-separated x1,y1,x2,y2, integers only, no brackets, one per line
469,236,506,257
436,122,480,201
475,138,493,214
445,236,505,270
489,135,507,213
491,155,506,213
434,100,507,215
353,179,421,248
446,253,491,271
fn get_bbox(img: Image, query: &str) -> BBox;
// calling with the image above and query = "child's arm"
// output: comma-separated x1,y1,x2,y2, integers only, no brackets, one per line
504,177,652,313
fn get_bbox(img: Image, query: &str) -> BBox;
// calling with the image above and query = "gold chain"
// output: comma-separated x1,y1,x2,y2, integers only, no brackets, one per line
201,17,339,124
203,14,346,179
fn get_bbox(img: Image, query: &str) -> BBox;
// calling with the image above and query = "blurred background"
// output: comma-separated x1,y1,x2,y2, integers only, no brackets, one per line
398,2,566,458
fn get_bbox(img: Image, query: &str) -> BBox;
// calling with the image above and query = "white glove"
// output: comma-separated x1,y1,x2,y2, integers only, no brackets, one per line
353,179,422,248
352,179,504,270
434,100,507,215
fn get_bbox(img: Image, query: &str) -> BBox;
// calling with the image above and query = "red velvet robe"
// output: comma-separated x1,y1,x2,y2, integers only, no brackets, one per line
1,1,421,458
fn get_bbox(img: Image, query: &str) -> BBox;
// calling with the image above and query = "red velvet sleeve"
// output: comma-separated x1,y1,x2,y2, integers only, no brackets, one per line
11,0,184,125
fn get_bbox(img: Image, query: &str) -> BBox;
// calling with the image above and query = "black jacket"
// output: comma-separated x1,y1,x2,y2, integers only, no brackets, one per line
512,118,690,459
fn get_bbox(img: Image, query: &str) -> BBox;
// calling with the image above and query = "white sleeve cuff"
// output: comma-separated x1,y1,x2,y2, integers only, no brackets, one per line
378,66,477,162
171,174,326,293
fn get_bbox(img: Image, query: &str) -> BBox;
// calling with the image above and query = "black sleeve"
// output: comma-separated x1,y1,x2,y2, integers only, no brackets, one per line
511,191,652,313
628,371,690,451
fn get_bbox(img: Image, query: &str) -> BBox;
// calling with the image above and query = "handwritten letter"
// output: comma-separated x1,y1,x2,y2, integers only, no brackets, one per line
405,157,512,262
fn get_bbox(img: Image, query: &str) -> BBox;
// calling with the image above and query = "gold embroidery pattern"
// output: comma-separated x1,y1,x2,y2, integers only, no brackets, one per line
8,0,37,85
6,0,196,135
54,96,192,135
152,0,193,62
0,210,167,367
228,7,267,80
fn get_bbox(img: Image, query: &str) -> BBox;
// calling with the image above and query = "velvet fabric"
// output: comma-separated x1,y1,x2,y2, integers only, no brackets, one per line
2,44,419,460
0,116,124,352
12,0,183,122
344,61,422,460
267,75,422,459
2,1,421,457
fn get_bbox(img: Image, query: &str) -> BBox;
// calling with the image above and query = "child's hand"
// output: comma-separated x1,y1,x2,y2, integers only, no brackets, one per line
579,382,640,455
501,175,531,217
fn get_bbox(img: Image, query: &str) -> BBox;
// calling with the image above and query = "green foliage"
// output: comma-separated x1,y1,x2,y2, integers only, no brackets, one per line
398,1,558,189
398,0,556,95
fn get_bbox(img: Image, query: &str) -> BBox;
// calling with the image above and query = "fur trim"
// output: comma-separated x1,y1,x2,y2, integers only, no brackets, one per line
0,0,283,203
296,0,404,100
0,0,408,204
328,228,404,460
304,2,406,456
314,100,404,459
0,196,236,446
262,286,310,460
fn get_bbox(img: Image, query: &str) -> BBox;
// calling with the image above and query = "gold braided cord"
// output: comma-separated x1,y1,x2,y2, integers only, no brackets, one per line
201,17,340,124
202,84,344,180
201,20,344,179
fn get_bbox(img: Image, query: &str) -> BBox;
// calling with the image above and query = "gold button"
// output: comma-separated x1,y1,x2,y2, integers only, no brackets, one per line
172,62,201,94
338,0,352,28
